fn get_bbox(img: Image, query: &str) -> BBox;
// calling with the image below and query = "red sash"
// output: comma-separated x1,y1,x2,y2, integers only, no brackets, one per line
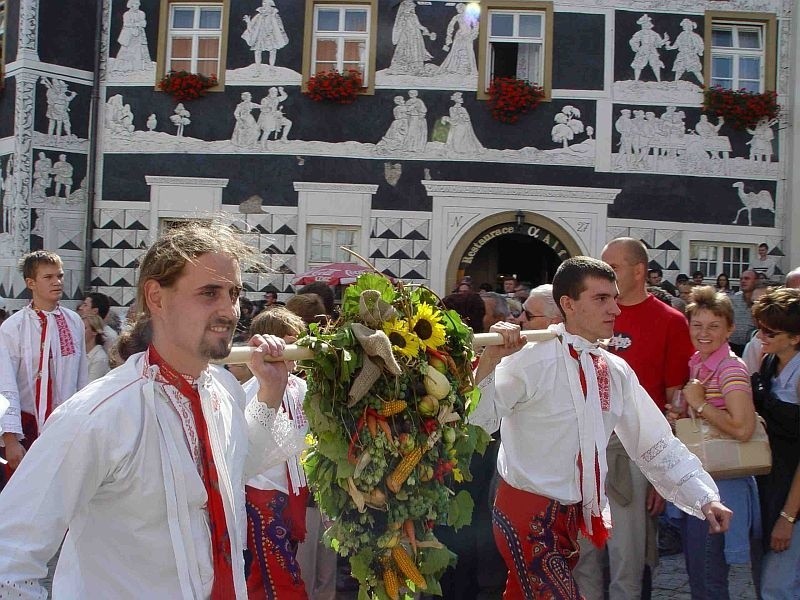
34,311,54,434
148,345,236,599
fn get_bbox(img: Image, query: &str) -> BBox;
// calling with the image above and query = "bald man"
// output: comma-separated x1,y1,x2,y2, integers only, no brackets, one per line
574,238,694,600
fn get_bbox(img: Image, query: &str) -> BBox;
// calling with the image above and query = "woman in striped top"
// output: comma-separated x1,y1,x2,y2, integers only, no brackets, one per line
680,285,759,599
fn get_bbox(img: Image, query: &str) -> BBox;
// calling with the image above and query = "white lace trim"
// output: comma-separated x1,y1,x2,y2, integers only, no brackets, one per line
246,402,306,459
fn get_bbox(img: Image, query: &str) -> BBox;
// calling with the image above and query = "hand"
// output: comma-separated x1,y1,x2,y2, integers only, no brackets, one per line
682,379,706,410
702,501,733,534
646,486,665,517
482,322,526,362
770,516,794,552
248,334,289,409
2,435,26,470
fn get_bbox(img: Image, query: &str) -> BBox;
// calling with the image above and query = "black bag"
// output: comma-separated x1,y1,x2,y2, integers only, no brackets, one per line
751,354,800,442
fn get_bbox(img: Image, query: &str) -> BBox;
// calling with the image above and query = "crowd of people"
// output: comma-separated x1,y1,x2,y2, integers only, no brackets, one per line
0,227,797,600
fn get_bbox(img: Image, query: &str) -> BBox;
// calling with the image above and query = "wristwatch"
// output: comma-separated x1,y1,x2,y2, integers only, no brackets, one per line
780,511,797,524
696,402,709,415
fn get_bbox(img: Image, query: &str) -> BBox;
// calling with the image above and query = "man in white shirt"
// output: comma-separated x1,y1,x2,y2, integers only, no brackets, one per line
0,223,305,599
749,243,778,282
470,256,731,599
0,251,87,473
77,291,119,355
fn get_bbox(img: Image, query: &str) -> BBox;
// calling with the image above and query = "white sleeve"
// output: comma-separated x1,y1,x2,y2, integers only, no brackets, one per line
614,365,720,519
243,400,307,479
0,410,115,598
467,349,531,434
0,324,23,439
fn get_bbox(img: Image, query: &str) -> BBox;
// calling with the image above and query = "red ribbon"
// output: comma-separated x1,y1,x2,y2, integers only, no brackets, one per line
147,345,236,599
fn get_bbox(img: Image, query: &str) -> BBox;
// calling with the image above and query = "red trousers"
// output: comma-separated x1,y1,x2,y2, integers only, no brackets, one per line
245,486,309,600
492,478,584,600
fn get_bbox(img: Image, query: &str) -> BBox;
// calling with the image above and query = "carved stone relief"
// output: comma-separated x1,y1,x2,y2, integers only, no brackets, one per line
30,151,85,210
731,182,773,226
33,77,89,152
107,0,157,84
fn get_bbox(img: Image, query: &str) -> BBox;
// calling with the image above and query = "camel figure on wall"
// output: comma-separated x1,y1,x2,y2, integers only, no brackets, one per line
732,181,774,226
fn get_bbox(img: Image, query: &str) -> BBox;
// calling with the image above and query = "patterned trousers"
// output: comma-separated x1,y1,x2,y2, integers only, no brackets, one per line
245,486,308,600
492,478,585,600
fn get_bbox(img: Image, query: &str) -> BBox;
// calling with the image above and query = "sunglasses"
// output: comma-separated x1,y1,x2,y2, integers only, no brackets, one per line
523,309,548,321
758,325,785,338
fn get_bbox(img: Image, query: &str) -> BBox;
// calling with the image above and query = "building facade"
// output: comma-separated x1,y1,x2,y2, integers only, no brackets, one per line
0,0,797,309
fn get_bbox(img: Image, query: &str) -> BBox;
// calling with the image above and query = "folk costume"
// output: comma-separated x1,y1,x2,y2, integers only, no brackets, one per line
0,303,87,446
0,349,304,599
243,374,310,600
470,324,719,599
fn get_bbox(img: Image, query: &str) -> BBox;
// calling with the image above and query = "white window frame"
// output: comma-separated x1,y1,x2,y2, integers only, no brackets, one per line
307,225,360,266
485,9,547,91
689,242,753,283
311,3,371,85
710,21,765,92
166,3,224,77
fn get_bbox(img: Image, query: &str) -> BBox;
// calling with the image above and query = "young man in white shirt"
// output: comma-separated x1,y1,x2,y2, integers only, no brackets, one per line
0,223,305,599
0,251,87,473
471,256,732,599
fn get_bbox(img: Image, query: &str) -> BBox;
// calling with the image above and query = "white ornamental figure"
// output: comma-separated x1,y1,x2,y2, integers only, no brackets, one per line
376,96,409,153
146,113,157,131
242,0,289,68
666,18,704,84
629,14,669,82
52,154,74,199
732,182,774,226
438,3,479,76
41,77,78,138
257,87,292,148
32,152,53,200
231,92,261,148
105,95,135,136
170,104,191,137
113,0,152,72
388,0,436,76
746,117,778,162
401,90,428,152
551,106,585,148
1,156,15,234
443,92,484,154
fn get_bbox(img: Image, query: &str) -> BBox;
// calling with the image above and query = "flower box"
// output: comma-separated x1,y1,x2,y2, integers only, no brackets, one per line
702,86,780,131
486,77,545,124
158,71,218,103
304,69,363,104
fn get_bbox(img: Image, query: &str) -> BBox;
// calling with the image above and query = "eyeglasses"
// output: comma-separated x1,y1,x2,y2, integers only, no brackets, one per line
523,309,548,321
758,325,786,338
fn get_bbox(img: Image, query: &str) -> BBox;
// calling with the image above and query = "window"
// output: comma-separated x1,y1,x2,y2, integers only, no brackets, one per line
690,242,752,281
303,0,378,93
156,1,230,87
704,11,776,93
308,226,359,265
478,1,553,100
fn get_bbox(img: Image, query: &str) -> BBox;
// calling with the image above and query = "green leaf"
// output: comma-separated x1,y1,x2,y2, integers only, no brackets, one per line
350,548,374,584
447,490,475,531
342,273,396,317
418,545,456,575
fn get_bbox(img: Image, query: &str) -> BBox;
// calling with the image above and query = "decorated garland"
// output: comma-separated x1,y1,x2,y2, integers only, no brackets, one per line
298,272,490,599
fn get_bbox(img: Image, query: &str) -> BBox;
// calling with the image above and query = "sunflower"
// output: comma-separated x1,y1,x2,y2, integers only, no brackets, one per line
383,319,422,358
410,303,447,350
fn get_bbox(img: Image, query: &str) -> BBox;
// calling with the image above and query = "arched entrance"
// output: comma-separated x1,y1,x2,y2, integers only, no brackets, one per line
446,211,582,292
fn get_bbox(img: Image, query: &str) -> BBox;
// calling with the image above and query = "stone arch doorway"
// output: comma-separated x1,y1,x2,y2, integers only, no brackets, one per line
446,211,582,293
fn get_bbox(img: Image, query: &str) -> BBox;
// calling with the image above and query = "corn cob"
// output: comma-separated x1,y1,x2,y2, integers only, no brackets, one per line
391,546,427,590
382,563,401,600
386,432,440,493
379,399,407,417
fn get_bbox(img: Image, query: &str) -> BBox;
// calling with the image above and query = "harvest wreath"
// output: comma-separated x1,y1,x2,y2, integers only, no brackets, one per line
297,272,490,599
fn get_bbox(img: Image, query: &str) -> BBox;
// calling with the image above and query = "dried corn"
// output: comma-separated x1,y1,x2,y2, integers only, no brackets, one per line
382,564,401,600
379,399,408,417
391,546,427,590
386,446,424,493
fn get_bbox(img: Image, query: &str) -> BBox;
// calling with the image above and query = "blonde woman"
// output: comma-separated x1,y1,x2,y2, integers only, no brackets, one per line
83,315,110,382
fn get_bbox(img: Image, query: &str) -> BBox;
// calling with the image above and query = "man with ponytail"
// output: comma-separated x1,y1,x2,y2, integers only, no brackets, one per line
0,222,305,599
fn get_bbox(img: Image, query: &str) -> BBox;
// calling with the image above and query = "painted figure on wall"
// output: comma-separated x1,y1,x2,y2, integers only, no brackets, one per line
114,0,152,72
551,106,585,149
401,90,428,152
1,156,15,234
443,92,483,154
32,152,53,200
170,104,191,137
258,87,292,147
389,0,436,75
630,14,669,82
232,92,261,148
42,78,77,139
732,182,774,226
747,117,778,162
106,95,136,136
242,0,289,68
377,96,409,153
438,3,478,76
666,18,704,84
52,154,74,199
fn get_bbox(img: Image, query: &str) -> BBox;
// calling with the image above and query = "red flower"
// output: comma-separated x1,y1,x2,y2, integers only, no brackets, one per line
702,85,779,130
487,77,545,123
158,70,217,103
304,69,363,104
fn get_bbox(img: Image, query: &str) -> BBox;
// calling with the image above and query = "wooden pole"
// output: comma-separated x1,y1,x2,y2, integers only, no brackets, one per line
214,329,557,364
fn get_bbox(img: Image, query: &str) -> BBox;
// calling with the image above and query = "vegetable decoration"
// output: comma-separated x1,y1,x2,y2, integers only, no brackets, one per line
299,271,490,598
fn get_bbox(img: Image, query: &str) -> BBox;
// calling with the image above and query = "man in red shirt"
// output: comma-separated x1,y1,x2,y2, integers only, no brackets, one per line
574,237,694,600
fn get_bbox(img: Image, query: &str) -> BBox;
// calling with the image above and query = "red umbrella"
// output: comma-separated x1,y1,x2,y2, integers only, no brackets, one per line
292,262,373,286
